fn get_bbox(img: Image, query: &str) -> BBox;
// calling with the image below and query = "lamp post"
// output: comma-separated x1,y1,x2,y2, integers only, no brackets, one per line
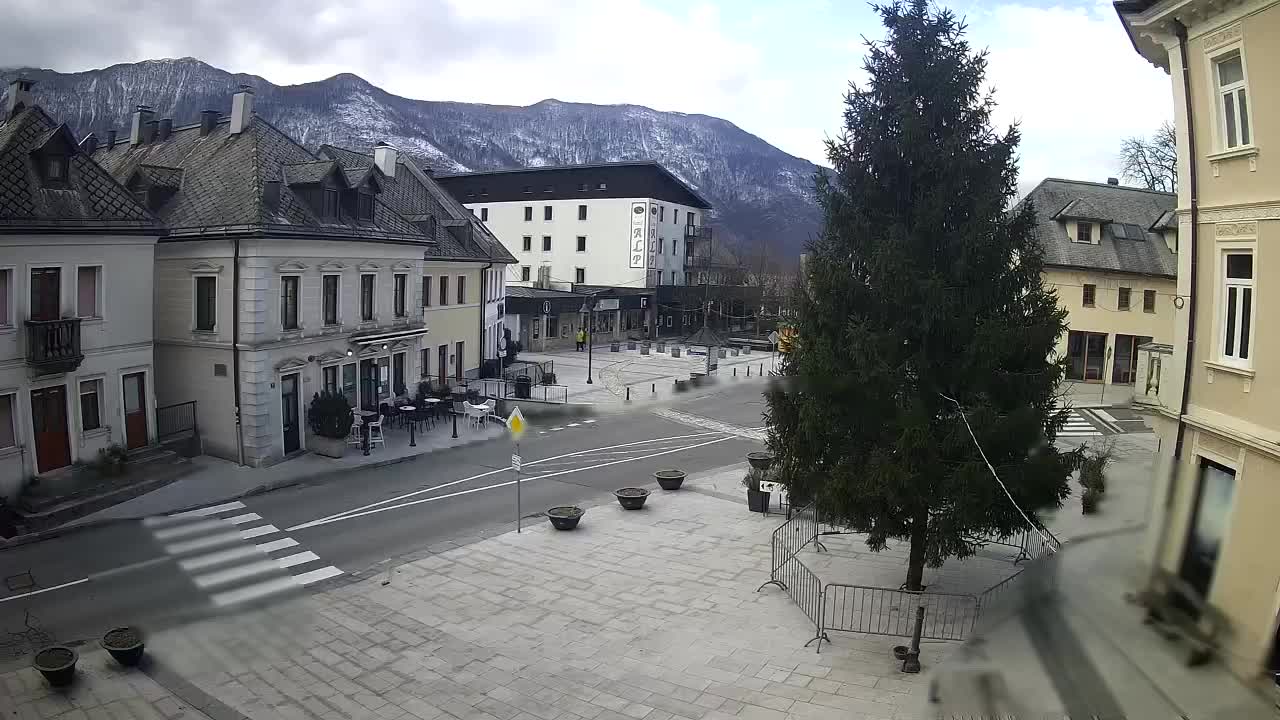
580,295,597,385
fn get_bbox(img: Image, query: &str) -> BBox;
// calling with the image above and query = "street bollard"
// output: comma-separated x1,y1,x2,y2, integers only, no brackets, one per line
760,363,764,375
733,367,737,377
409,415,416,447
362,421,370,456
452,408,458,439
381,558,394,586
901,606,925,673
747,365,751,377
626,386,631,401
651,383,655,393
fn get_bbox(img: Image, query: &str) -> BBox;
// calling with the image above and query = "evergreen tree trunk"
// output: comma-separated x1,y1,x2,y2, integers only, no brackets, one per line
905,509,928,591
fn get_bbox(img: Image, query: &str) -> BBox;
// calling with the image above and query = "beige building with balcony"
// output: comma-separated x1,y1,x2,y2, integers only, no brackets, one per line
1118,0,1280,686
0,81,161,501
1019,177,1178,390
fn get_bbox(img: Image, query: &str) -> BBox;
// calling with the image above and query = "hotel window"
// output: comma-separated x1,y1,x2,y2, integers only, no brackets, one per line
1118,287,1131,311
439,275,449,306
1082,284,1096,308
544,206,553,221
542,236,552,252
575,268,585,284
480,207,489,221
357,191,374,220
323,188,340,218
576,236,586,252
77,266,101,318
394,273,407,317
361,273,375,321
1221,251,1254,364
658,238,664,254
280,276,300,330
323,275,339,325
457,275,466,304
0,394,15,450
660,206,665,222
524,206,532,221
195,276,216,331
322,365,339,395
521,266,531,282
522,236,532,252
1144,289,1156,313
422,275,432,308
0,269,10,326
420,348,430,378
578,204,587,220
674,210,680,225
1215,52,1251,149
79,379,101,432
1076,221,1093,244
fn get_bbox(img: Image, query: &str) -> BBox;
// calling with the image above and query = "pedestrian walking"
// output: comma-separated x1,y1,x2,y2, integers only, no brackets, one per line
576,328,586,351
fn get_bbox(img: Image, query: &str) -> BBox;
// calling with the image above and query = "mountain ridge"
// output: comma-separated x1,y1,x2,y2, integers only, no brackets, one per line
1,56,821,257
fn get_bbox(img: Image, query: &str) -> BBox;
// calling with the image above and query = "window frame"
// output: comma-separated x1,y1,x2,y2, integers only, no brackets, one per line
279,274,301,331
521,266,531,282
1210,48,1253,151
544,206,553,221
1076,221,1094,244
1144,289,1157,314
193,274,217,333
1082,283,1096,308
480,207,488,222
393,272,408,318
542,236,552,252
79,378,102,433
524,206,533,221
422,275,432,308
457,275,466,305
0,391,17,451
0,266,12,329
439,275,449,307
578,204,587,221
323,188,340,219
322,365,339,395
522,236,532,252
75,264,103,319
360,273,376,322
575,267,585,284
576,236,586,252
1218,249,1255,366
322,273,341,326
1118,286,1131,311
356,191,375,221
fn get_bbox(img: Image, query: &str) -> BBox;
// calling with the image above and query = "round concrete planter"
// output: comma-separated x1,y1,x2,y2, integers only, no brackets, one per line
547,506,584,530
627,341,637,350
746,451,775,471
655,469,686,491
102,627,145,667
614,487,650,510
610,342,621,352
33,646,77,687
656,342,667,352
671,347,682,358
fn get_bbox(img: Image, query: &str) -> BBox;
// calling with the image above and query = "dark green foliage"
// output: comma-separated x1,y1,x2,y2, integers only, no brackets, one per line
308,391,354,439
764,0,1075,590
1082,487,1102,514
1079,446,1111,493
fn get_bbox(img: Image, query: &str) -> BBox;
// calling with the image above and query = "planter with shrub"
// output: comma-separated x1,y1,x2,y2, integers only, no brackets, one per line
655,469,686,490
1082,487,1101,514
614,487,650,510
95,444,129,477
743,467,772,513
33,646,77,686
547,506,584,530
102,626,145,666
307,391,354,459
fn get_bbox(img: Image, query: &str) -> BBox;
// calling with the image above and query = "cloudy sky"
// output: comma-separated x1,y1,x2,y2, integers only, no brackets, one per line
3,0,1171,190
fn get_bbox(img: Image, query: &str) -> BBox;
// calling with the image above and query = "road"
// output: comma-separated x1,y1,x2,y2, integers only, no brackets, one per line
0,381,767,668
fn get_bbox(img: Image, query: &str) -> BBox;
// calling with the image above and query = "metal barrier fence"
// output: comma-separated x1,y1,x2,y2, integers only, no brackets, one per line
463,378,569,404
967,525,1062,564
821,584,978,641
156,401,197,439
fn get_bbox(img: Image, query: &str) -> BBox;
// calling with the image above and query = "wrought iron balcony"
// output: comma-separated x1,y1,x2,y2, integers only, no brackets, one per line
684,225,713,240
25,318,83,375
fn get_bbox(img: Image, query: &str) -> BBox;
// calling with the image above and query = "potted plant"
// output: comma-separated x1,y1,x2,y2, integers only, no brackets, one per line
743,467,771,513
746,451,775,471
1081,487,1101,515
101,626,145,666
671,347,682,358
641,342,651,356
657,341,666,353
307,391,354,459
614,487,650,510
95,445,128,477
33,645,78,686
627,340,637,350
654,469,686,491
610,341,621,352
544,372,557,384
547,506,584,530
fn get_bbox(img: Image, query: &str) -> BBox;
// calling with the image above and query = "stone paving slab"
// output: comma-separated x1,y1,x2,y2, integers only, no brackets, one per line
122,490,930,720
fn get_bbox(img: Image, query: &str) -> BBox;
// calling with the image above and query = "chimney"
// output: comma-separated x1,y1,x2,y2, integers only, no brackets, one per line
374,142,398,178
158,118,173,140
199,109,219,136
105,129,117,147
1107,177,1119,186
79,132,98,155
6,77,34,119
130,104,155,145
143,119,159,143
229,85,254,135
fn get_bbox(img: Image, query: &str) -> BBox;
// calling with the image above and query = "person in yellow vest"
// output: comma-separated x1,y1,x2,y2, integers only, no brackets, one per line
576,327,586,352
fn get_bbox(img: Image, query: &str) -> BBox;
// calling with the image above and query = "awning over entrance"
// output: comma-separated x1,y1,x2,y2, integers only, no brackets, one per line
351,326,431,346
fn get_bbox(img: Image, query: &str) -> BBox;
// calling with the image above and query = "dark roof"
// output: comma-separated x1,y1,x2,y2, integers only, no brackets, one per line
0,106,157,232
318,144,515,264
283,160,339,186
1150,209,1177,231
682,326,725,346
504,286,585,299
1018,178,1177,279
436,161,713,210
1052,197,1110,222
131,164,183,189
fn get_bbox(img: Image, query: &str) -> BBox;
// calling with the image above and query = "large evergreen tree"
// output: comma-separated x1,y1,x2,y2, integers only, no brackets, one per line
765,0,1074,591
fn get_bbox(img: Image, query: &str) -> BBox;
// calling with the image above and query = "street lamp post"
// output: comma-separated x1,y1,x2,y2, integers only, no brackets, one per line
581,295,596,385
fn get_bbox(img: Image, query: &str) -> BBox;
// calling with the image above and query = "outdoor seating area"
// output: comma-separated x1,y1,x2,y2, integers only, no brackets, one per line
345,391,500,451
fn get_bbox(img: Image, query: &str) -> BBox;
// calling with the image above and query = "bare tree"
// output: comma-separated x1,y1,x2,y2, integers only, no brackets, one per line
1120,121,1177,192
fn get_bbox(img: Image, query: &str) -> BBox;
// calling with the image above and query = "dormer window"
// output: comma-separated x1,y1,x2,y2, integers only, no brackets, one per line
357,191,374,220
46,155,69,182
1075,221,1093,244
323,188,340,218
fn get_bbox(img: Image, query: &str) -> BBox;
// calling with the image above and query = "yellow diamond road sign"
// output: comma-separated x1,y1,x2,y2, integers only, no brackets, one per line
507,406,527,438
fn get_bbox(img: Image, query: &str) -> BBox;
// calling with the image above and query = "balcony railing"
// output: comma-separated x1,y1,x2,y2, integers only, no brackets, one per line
684,225,713,240
25,318,83,375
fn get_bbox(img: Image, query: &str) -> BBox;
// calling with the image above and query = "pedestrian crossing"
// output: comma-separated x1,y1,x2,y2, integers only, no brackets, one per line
537,418,597,434
1052,401,1103,438
143,501,341,608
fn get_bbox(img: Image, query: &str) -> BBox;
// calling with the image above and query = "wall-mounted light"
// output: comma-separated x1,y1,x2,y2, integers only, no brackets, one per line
346,349,353,356
382,343,389,350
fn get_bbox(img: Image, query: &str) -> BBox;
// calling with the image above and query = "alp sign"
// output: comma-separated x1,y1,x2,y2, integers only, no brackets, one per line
629,202,647,269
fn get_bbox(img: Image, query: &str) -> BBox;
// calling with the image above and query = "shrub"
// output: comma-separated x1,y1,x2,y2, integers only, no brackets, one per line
308,391,354,439
1082,487,1101,514
96,446,127,477
1079,446,1112,494
742,467,770,491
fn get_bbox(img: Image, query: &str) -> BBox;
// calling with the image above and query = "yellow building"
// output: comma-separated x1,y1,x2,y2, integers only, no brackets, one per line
1118,0,1280,685
1020,178,1178,390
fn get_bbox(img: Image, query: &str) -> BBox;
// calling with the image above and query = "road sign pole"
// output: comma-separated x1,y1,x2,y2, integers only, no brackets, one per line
515,443,522,533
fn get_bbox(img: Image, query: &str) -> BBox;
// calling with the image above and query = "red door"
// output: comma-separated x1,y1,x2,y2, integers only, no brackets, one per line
123,372,148,450
31,385,71,473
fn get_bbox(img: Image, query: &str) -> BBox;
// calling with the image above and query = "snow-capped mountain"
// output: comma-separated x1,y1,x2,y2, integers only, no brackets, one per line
2,57,821,258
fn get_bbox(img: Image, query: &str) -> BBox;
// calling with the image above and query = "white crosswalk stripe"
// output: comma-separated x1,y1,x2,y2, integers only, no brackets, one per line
144,502,342,609
1053,402,1103,438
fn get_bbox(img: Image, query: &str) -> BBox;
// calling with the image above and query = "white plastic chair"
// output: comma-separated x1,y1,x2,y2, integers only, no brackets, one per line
347,418,363,447
366,418,385,449
482,399,497,425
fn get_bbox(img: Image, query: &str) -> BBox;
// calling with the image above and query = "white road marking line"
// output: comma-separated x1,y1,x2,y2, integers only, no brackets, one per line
275,551,320,569
152,519,228,541
1094,410,1118,424
255,538,299,553
294,566,344,586
551,427,564,431
144,501,246,526
194,560,281,589
583,419,596,424
239,524,279,540
210,576,300,607
0,577,88,603
289,435,736,531
164,531,244,555
1059,432,1102,438
224,513,263,526
179,545,263,572
567,423,580,427
287,431,726,531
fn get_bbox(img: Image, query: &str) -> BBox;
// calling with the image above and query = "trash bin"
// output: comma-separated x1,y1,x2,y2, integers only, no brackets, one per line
515,376,533,399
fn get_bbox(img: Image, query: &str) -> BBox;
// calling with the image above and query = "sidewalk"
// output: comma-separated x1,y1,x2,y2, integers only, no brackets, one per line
66,421,505,529
1060,380,1134,409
